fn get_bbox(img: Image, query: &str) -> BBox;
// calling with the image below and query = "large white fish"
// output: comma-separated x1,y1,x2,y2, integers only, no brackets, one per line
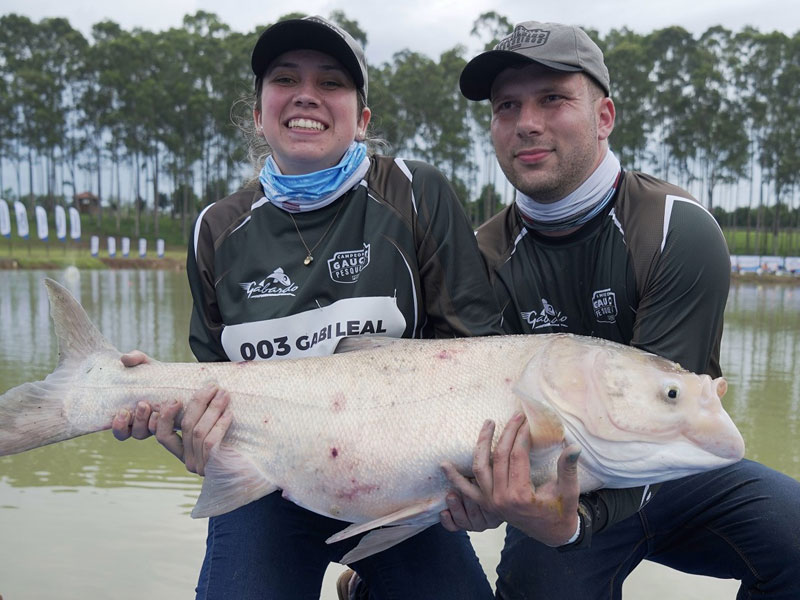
0,278,744,564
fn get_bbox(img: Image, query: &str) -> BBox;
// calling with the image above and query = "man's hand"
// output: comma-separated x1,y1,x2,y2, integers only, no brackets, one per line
441,412,582,547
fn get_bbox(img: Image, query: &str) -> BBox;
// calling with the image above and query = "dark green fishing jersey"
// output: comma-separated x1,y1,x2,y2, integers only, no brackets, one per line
477,170,731,546
187,155,502,363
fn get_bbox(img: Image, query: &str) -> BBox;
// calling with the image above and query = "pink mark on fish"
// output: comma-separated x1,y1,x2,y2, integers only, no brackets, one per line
330,392,347,412
335,479,379,501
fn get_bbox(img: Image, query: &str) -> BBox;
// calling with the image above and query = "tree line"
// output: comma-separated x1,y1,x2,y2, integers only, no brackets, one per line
1,11,799,245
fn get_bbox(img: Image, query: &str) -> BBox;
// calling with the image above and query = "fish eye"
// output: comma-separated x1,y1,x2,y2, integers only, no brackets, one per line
665,385,680,402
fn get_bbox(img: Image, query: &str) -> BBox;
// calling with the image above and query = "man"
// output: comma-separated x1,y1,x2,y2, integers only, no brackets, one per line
440,20,800,599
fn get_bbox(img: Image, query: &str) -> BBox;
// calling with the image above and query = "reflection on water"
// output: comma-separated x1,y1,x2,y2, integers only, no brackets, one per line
721,283,800,477
0,271,798,599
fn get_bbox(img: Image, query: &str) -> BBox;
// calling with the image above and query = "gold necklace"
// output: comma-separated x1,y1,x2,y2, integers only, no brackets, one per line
289,201,345,266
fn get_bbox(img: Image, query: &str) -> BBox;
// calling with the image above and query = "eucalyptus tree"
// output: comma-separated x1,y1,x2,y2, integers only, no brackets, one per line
740,29,791,251
0,46,12,196
79,20,126,227
688,26,749,210
601,28,655,170
0,14,46,205
646,26,700,184
467,12,513,219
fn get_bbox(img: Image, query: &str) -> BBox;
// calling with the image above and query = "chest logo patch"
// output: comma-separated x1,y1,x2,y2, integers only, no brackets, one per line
327,243,370,284
592,288,618,323
521,298,568,330
240,267,299,298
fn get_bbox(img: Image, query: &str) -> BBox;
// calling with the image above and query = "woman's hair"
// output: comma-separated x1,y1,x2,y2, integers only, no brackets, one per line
234,74,386,181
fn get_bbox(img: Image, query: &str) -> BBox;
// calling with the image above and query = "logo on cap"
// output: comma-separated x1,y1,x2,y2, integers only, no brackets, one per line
497,26,550,51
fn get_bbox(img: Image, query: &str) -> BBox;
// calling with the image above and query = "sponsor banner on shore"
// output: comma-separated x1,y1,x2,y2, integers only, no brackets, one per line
14,202,29,239
0,199,10,237
90,235,99,257
55,205,67,241
157,238,165,258
760,256,784,273
35,206,48,241
107,237,116,258
786,257,800,274
734,255,760,272
121,237,130,257
69,207,81,240
138,238,147,257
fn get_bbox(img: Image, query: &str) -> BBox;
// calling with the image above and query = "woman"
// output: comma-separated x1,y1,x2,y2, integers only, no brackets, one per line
113,15,500,600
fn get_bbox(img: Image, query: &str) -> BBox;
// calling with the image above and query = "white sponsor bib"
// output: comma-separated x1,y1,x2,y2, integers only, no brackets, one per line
221,296,406,361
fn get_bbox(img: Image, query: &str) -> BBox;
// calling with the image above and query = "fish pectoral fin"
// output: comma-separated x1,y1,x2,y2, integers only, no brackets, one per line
337,524,432,565
191,444,277,518
326,497,443,544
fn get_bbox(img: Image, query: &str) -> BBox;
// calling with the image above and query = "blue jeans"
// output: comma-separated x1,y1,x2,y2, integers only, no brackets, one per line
195,490,492,600
496,460,800,600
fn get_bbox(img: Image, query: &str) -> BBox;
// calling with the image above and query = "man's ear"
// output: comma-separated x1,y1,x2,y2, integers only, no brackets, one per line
597,97,615,142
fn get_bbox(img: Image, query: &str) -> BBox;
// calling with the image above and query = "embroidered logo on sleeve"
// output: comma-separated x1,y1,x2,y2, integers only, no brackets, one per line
521,298,568,330
591,288,618,323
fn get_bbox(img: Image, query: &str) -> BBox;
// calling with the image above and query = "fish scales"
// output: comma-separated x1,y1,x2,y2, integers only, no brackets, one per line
0,278,745,564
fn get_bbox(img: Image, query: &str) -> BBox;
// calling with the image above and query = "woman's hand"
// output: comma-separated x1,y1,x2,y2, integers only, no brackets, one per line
166,384,232,476
111,351,233,476
112,351,156,440
440,412,582,547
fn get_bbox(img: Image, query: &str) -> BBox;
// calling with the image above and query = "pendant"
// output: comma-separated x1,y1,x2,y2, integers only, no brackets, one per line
304,255,313,266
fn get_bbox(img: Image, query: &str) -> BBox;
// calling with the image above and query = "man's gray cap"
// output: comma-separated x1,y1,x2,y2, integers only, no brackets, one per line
460,21,610,100
251,15,368,100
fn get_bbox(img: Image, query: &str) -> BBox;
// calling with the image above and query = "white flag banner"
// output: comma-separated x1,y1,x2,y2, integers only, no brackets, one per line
121,237,130,257
35,206,49,241
107,236,116,257
0,199,10,237
90,235,99,257
156,238,165,258
55,205,67,241
138,237,147,257
69,206,81,240
14,201,29,238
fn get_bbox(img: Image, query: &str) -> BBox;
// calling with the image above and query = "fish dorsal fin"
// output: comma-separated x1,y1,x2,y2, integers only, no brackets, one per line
333,335,406,354
43,278,117,366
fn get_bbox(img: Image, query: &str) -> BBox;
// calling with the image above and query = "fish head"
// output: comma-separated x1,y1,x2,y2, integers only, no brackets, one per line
516,334,745,489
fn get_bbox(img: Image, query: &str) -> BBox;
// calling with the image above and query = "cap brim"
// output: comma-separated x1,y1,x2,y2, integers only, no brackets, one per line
460,50,582,101
251,19,364,92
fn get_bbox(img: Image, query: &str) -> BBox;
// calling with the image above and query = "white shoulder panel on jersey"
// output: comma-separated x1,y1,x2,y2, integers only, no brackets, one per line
393,158,417,215
662,195,722,253
193,202,216,260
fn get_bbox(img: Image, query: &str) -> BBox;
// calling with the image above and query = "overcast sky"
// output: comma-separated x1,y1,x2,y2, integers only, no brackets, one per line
4,0,798,65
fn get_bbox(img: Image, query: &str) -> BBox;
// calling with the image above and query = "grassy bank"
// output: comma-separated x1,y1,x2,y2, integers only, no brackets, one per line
0,242,186,271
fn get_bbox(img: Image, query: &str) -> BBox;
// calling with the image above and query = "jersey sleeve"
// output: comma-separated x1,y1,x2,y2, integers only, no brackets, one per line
187,207,228,363
631,199,730,376
409,162,503,337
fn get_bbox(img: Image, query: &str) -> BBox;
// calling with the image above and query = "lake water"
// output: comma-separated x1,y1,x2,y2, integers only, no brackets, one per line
0,270,798,599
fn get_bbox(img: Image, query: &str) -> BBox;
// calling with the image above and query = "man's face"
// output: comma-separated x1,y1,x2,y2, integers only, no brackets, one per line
490,64,612,203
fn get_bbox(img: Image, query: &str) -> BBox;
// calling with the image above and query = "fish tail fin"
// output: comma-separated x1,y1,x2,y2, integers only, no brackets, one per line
0,279,118,456
0,372,77,455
